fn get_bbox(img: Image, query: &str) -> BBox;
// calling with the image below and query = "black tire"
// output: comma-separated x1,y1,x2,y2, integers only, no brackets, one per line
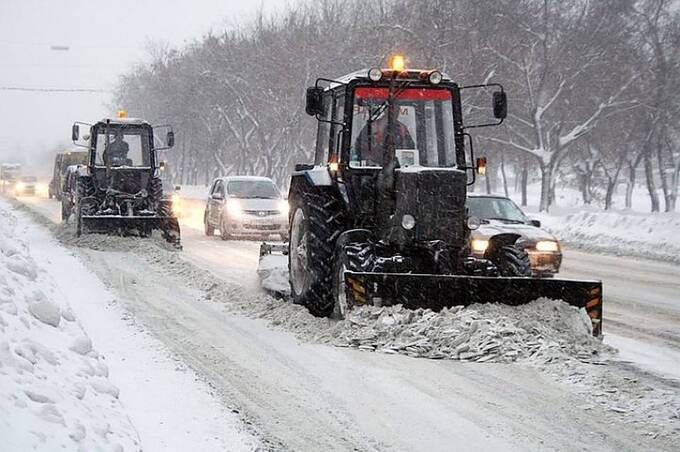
219,218,231,241
491,245,531,277
288,185,345,317
204,212,214,236
331,241,369,319
61,201,71,223
75,177,95,238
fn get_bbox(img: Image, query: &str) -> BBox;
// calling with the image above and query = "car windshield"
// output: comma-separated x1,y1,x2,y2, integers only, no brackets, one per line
467,197,527,223
350,86,456,168
93,125,151,167
22,176,36,182
227,180,280,199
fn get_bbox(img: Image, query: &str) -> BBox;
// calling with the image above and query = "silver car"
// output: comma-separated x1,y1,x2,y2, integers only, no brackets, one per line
203,176,289,240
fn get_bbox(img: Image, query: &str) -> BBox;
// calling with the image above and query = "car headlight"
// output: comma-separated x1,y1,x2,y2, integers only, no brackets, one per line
226,199,242,218
471,239,489,253
278,200,289,215
171,194,181,212
535,240,559,252
15,182,25,191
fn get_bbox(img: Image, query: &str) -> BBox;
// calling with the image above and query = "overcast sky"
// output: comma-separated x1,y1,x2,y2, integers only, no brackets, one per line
0,0,292,175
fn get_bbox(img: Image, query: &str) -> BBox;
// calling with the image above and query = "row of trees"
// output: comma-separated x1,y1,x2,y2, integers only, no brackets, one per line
115,0,680,212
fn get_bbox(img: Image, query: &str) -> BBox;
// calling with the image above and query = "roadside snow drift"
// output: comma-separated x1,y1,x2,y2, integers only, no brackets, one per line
538,209,680,263
0,210,139,450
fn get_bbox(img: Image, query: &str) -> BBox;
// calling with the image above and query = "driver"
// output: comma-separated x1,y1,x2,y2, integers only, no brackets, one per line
103,131,129,165
354,105,415,166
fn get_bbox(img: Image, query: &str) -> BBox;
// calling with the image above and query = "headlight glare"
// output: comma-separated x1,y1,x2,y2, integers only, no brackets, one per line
536,240,559,252
226,199,242,218
279,200,290,215
471,239,489,253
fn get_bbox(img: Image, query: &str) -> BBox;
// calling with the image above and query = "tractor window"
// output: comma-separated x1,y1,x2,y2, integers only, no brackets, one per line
349,87,456,168
94,127,151,167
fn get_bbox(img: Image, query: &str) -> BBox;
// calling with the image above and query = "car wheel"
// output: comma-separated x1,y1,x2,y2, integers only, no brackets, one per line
220,218,231,241
204,212,214,236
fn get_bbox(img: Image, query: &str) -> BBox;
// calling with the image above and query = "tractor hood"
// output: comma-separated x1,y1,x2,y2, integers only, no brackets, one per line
472,219,557,243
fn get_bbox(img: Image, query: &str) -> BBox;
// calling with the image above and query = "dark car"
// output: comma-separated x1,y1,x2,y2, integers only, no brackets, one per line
466,194,562,277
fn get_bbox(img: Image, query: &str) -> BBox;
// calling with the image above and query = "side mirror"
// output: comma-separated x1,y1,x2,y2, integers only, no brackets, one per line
166,131,175,148
71,124,79,141
476,156,487,175
492,91,507,119
305,87,324,116
212,192,224,200
530,219,541,227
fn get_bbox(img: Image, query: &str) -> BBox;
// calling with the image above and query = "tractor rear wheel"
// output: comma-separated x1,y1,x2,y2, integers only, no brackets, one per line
491,245,531,277
288,186,345,317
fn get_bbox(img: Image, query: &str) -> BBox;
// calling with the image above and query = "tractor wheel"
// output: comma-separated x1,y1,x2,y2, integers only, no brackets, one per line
61,201,71,223
491,245,531,277
204,212,214,236
332,242,369,320
288,186,345,317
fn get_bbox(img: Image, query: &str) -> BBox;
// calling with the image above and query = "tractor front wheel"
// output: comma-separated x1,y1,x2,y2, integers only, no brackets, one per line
491,245,531,277
288,187,345,317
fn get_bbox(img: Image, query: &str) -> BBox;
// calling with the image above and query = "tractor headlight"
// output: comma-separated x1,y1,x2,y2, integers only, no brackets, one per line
368,68,383,82
428,71,443,85
467,216,481,230
471,239,489,253
278,200,289,215
226,199,243,218
535,240,559,252
401,214,416,230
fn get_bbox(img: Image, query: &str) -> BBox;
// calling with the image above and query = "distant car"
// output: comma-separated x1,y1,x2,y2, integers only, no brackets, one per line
203,176,289,241
466,194,562,277
14,176,37,197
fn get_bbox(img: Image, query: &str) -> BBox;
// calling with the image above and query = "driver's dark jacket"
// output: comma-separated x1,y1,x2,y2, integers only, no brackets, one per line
103,140,129,164
354,117,415,165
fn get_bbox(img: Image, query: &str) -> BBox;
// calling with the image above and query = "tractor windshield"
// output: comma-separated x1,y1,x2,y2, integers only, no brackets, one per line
350,86,456,168
94,126,152,167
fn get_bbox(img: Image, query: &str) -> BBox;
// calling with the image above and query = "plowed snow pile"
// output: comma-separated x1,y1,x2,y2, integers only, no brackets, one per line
317,299,605,363
0,211,139,450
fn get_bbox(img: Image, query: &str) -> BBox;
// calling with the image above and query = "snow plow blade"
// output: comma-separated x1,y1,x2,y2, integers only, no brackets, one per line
344,272,603,336
80,215,181,248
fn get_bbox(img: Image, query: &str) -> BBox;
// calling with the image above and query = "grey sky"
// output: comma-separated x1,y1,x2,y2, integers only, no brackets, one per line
0,0,291,174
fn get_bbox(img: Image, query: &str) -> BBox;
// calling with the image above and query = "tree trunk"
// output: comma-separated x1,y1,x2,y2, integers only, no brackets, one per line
500,153,509,197
539,164,551,212
604,180,616,210
644,152,660,212
656,139,671,212
520,167,528,206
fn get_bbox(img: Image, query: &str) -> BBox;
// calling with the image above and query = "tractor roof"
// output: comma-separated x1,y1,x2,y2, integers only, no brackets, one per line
96,117,150,126
326,68,452,90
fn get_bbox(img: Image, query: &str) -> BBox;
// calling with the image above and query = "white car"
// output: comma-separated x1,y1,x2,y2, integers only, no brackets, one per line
203,176,289,240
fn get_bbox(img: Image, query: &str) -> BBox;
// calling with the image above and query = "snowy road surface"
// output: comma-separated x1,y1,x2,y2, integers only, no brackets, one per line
10,195,680,451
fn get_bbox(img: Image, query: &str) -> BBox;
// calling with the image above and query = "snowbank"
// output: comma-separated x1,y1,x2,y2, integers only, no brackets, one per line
0,209,139,450
537,209,680,263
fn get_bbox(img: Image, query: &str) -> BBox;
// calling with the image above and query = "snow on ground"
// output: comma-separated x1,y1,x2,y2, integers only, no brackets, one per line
0,205,139,450
53,229,677,441
0,198,259,451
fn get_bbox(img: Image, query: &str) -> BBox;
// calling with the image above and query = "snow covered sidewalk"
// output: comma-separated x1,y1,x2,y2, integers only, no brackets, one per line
0,198,258,451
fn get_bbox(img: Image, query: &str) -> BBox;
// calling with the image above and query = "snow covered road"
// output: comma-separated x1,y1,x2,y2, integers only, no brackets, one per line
10,195,680,451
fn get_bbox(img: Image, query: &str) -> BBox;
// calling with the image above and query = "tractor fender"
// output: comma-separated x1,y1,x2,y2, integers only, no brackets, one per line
336,229,372,251
484,233,523,258
292,165,333,187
